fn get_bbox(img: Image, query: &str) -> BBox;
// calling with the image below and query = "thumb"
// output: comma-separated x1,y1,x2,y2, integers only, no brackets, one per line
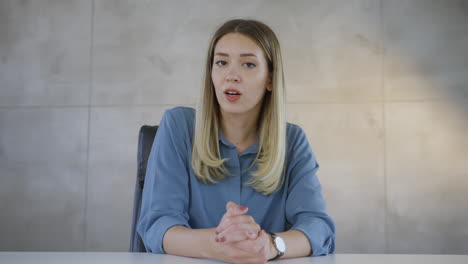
225,201,236,212
226,201,248,215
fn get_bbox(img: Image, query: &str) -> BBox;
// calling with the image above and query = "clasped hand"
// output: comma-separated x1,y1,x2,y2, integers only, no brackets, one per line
213,201,276,263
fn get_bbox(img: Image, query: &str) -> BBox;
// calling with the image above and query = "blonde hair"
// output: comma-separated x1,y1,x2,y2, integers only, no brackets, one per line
191,19,286,195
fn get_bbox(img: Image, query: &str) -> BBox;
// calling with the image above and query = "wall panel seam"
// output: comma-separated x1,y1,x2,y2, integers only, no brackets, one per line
83,0,95,251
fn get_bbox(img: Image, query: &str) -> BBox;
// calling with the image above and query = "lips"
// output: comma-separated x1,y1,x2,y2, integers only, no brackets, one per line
224,88,242,96
224,88,242,102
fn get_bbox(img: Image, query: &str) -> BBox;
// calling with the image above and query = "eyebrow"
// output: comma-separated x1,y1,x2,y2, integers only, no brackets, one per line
215,52,257,57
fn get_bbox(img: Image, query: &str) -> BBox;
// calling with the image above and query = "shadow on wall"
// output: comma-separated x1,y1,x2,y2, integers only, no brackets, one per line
381,0,468,255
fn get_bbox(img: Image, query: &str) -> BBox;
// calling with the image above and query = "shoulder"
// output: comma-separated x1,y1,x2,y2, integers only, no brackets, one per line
160,106,196,140
286,122,308,147
285,122,316,162
162,107,195,127
163,106,195,122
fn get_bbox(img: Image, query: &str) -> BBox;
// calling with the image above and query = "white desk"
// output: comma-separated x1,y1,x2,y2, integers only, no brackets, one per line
1,252,467,264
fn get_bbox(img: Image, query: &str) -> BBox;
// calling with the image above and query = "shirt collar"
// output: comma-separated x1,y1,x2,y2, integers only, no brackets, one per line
218,130,259,156
218,130,235,148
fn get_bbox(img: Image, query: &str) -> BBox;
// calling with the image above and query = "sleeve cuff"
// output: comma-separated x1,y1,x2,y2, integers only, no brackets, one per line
143,215,190,254
291,217,335,256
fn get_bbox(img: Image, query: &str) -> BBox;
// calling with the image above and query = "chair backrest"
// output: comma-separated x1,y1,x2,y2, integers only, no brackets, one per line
129,125,158,252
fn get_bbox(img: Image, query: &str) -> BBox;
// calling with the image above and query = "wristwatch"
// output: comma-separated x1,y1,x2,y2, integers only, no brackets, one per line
268,232,286,261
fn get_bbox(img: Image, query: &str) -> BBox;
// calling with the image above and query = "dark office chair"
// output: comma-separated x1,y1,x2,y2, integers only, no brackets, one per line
129,125,159,252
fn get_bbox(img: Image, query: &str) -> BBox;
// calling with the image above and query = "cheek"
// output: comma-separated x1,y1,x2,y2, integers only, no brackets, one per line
250,77,268,100
249,69,268,84
252,75,268,91
245,83,266,101
253,89,267,102
211,72,223,99
211,70,223,88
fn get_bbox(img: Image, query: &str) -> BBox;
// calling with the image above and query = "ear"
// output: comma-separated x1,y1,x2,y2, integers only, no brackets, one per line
266,73,273,92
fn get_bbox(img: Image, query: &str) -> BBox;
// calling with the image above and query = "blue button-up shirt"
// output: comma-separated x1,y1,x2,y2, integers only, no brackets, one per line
137,107,335,256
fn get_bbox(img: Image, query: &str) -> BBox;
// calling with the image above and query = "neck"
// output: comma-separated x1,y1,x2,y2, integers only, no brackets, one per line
220,109,260,148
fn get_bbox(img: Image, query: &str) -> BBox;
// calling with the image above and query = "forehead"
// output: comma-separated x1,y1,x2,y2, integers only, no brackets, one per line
214,33,264,56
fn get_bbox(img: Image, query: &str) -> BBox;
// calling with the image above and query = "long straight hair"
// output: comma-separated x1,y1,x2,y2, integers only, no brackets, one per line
191,19,286,195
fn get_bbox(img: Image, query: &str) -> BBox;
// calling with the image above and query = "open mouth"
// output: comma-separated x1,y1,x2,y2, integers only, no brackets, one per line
224,89,242,102
225,91,240,95
224,89,242,96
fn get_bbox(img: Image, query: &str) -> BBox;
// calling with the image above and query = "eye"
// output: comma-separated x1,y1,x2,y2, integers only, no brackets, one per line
243,62,256,68
215,60,227,66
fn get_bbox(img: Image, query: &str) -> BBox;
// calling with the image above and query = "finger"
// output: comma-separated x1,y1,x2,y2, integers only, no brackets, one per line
225,201,236,212
219,222,262,243
216,226,250,243
216,204,249,235
217,222,260,242
216,213,251,234
234,230,268,253
217,214,257,234
225,201,248,217
216,213,246,235
232,239,260,254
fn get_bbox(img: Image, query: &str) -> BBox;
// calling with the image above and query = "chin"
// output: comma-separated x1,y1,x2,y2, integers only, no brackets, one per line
219,104,250,115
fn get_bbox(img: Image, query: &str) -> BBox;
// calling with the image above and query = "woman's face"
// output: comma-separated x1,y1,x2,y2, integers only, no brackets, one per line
211,33,272,117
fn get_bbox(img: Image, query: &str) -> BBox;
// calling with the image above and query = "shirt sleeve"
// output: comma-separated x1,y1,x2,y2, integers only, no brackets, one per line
285,125,336,256
136,109,191,254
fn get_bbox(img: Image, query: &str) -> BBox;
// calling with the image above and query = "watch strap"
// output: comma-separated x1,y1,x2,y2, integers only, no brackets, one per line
267,232,284,261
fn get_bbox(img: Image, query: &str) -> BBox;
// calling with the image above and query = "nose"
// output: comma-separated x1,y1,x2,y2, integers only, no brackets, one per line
226,75,240,82
225,67,240,82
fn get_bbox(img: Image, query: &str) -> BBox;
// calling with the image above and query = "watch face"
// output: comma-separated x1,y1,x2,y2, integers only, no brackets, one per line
275,236,286,253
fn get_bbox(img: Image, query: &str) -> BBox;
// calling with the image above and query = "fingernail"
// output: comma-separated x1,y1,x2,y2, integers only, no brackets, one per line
239,205,247,211
219,237,225,243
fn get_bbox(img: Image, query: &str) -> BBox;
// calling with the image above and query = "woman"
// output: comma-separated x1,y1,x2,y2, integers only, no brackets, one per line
137,19,335,263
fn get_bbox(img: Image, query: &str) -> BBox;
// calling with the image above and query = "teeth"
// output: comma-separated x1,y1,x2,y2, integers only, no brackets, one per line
227,91,239,95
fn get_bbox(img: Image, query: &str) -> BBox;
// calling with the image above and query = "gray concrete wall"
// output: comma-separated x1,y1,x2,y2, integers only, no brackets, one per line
1,0,467,254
